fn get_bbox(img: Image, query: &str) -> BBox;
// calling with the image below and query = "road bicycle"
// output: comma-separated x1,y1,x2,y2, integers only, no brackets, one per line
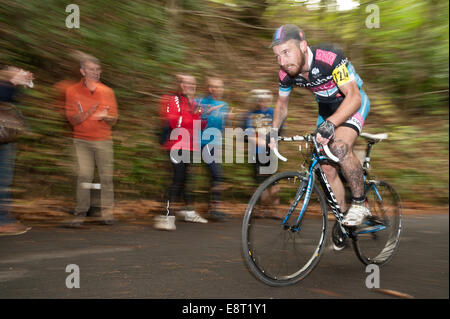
241,132,402,286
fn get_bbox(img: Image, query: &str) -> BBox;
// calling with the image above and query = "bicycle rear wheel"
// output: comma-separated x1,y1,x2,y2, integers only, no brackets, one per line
352,180,402,266
242,171,328,286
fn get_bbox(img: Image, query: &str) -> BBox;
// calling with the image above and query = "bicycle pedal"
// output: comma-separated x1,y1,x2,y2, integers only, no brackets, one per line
366,216,385,225
355,224,386,234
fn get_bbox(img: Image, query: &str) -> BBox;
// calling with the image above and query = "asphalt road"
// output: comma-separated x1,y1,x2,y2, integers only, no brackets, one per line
0,213,448,299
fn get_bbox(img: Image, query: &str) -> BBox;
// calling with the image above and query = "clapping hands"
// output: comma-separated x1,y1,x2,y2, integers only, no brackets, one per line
3,66,34,88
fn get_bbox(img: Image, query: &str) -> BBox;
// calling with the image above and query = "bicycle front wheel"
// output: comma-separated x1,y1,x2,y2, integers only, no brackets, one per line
353,180,402,266
242,171,328,286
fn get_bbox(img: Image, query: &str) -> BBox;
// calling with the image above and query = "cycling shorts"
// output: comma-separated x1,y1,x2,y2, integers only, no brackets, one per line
316,89,370,135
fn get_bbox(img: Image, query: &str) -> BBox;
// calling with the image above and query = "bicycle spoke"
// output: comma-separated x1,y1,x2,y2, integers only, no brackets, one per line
353,181,402,265
242,171,328,286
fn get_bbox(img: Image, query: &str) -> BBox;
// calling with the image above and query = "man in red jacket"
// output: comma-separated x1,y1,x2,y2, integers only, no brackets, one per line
154,74,208,231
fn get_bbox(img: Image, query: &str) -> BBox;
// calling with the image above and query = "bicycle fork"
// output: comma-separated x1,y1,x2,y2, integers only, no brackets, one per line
281,173,309,232
282,159,335,233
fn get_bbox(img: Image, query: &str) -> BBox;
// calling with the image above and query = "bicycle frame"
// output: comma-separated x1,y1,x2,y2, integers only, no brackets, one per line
278,133,390,237
283,145,347,234
282,134,378,238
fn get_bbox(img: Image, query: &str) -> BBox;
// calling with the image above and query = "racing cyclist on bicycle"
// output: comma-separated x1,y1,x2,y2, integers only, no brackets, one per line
269,24,370,227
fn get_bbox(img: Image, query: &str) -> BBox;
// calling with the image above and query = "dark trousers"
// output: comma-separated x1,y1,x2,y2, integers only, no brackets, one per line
167,150,193,209
202,144,224,204
0,143,17,225
253,151,272,184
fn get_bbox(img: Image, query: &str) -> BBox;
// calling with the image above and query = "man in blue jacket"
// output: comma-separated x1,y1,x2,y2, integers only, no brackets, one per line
197,77,232,221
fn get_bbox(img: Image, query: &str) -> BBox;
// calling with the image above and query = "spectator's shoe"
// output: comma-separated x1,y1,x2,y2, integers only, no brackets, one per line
62,216,86,228
209,210,230,221
252,208,283,220
62,220,84,228
252,208,267,219
176,210,188,220
153,215,176,231
98,219,115,226
342,203,371,227
0,222,31,236
267,210,284,220
182,211,208,224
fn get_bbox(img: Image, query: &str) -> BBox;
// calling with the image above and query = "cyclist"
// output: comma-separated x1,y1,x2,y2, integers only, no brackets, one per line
269,24,370,227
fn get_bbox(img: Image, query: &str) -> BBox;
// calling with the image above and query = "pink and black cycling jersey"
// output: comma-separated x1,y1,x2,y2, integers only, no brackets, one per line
278,44,370,134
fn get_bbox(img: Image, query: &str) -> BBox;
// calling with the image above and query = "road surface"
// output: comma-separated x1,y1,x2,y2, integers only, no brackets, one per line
0,213,448,299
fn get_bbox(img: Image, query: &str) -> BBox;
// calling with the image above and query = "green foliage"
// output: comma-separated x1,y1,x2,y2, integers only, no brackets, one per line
0,0,448,207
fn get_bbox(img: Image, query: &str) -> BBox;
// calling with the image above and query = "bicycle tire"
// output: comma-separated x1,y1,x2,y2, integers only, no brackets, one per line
352,180,402,266
242,171,328,286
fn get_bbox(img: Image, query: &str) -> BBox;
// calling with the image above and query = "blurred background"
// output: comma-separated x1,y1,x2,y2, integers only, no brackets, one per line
0,0,448,220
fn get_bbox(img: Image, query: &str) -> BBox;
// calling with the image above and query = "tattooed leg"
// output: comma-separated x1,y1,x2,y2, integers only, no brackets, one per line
339,151,364,198
330,127,364,199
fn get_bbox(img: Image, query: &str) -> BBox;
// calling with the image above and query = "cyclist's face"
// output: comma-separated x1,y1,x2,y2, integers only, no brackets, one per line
273,39,305,77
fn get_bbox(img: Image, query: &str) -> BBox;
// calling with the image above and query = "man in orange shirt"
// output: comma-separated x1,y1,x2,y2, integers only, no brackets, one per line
64,54,118,227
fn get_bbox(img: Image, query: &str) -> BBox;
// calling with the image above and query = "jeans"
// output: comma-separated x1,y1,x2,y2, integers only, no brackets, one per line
73,138,114,219
0,143,17,225
201,144,225,204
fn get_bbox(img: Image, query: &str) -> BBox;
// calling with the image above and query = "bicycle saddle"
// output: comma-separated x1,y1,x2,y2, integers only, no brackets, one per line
360,132,388,143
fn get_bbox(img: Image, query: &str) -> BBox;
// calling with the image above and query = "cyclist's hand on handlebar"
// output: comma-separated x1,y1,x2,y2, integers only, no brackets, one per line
315,120,336,145
316,132,331,145
266,127,279,149
268,136,277,149
265,133,274,149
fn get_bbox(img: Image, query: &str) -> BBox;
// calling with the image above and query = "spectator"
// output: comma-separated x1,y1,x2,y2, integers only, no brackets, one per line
0,66,33,236
245,89,281,213
64,54,118,227
154,74,207,231
196,77,231,221
245,89,276,184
